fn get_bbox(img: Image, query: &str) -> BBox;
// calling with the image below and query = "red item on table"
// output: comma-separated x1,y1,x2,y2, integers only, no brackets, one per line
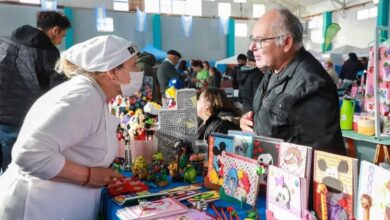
108,176,149,196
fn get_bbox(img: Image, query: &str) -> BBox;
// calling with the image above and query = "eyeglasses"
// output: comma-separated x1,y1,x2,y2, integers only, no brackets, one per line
249,35,285,49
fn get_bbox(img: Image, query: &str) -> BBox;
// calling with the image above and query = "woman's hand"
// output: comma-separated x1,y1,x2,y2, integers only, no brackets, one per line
87,167,122,188
240,111,254,133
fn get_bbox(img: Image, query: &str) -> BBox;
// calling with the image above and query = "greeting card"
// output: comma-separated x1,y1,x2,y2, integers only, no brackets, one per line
278,142,313,179
228,130,254,158
266,165,308,220
206,133,235,188
252,135,283,186
357,161,390,220
313,151,358,220
221,152,260,206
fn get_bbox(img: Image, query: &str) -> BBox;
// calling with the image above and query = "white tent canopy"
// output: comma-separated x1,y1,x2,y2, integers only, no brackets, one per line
326,45,369,57
215,54,238,66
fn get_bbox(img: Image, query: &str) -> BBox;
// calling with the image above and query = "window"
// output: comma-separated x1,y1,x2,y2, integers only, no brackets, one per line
19,0,40,4
369,6,377,18
97,17,114,32
235,23,247,37
310,30,323,44
160,0,172,14
357,8,369,20
172,0,185,15
234,0,246,3
253,4,265,18
308,16,322,29
218,2,231,18
145,0,160,13
186,0,202,16
113,0,128,11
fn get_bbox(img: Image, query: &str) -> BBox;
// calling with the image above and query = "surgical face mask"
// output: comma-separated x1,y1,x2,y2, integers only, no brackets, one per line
120,71,144,97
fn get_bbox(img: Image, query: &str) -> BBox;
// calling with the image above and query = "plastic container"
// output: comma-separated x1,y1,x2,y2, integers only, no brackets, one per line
357,116,375,136
340,99,355,130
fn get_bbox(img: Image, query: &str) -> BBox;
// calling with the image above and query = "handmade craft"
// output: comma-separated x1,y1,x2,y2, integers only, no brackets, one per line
313,151,358,220
220,152,260,206
228,130,254,158
357,161,390,220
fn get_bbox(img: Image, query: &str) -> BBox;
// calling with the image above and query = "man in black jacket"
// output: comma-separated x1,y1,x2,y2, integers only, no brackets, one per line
156,50,182,96
240,8,346,156
0,11,71,173
237,50,264,113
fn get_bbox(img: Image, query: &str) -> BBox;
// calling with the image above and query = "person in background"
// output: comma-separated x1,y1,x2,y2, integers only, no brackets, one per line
136,51,160,103
209,67,222,88
0,11,71,173
324,60,339,87
240,8,345,156
0,35,143,219
237,50,264,113
197,88,242,141
157,49,182,96
177,60,188,75
203,60,211,72
192,59,210,88
339,52,364,83
232,54,247,90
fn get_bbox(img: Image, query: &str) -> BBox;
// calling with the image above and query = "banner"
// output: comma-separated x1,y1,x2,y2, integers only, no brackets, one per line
136,8,147,32
219,16,230,35
181,15,192,37
41,0,57,11
323,23,341,52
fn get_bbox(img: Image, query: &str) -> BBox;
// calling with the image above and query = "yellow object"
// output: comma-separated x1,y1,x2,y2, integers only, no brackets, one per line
357,117,375,136
317,183,328,220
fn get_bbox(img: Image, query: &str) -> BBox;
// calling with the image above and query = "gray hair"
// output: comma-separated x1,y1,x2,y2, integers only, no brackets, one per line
271,8,303,46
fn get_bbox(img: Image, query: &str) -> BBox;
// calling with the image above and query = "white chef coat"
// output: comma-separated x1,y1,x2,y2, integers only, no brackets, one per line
0,75,120,220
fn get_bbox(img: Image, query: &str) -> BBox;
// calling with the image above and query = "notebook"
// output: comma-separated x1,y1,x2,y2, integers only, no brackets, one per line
227,130,254,158
266,165,308,220
252,135,283,186
357,161,390,220
221,152,260,206
313,151,358,220
206,133,235,188
113,191,168,206
116,198,188,220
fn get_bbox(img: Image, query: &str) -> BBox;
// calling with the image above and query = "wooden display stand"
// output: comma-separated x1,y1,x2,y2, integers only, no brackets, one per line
373,144,390,164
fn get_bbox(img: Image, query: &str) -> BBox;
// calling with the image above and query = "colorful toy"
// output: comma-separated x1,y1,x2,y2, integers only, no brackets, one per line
165,86,177,108
189,153,205,176
183,165,197,184
108,176,149,196
147,151,169,187
132,156,148,180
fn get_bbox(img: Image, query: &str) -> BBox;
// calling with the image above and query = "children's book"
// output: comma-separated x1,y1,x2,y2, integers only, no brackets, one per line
160,184,202,193
116,197,188,220
187,190,220,204
166,190,202,202
228,130,254,158
220,152,260,206
165,209,214,220
252,135,283,186
205,133,235,189
313,151,358,220
357,161,390,220
266,165,308,220
113,191,168,206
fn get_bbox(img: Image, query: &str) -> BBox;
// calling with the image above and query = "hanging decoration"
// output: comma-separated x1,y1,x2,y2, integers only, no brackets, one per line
219,16,230,35
136,8,147,32
323,23,341,52
96,6,114,32
41,0,57,11
181,15,192,37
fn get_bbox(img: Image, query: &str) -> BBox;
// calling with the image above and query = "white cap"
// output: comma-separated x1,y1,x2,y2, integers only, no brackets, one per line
62,35,139,72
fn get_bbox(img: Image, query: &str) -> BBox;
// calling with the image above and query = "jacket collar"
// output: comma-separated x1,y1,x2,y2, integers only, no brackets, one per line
276,46,307,81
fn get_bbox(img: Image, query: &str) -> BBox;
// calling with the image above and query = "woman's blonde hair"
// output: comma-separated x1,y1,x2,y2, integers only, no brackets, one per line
55,58,103,78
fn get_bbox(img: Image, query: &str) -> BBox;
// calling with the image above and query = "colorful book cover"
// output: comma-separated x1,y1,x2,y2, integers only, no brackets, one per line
160,184,202,193
266,165,307,220
228,130,254,158
116,198,188,220
113,191,168,206
207,133,235,186
278,142,313,179
166,190,202,201
252,135,283,186
221,152,260,206
313,151,358,220
357,161,390,220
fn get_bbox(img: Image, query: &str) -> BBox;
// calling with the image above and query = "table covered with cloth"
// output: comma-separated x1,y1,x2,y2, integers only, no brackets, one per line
101,176,266,219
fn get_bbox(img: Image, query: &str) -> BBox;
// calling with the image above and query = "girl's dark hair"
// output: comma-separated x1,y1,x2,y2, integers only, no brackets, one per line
178,60,188,71
192,59,203,68
37,11,71,31
210,67,222,77
199,88,242,116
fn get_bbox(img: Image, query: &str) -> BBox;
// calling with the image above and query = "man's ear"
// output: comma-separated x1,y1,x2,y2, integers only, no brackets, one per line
283,35,293,52
51,26,60,35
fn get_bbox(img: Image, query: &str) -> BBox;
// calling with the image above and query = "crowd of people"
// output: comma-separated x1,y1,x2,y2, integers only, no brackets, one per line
0,7,370,219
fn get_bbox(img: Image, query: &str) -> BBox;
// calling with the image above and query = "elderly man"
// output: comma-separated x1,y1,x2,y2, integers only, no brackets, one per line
240,8,346,155
157,49,182,96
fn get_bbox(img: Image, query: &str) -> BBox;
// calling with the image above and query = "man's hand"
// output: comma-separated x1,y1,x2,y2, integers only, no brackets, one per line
240,111,254,133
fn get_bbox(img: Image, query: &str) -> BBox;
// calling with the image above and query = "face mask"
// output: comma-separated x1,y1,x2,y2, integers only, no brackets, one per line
120,71,144,97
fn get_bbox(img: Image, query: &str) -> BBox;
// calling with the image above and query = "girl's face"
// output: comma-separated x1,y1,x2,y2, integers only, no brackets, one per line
197,92,211,121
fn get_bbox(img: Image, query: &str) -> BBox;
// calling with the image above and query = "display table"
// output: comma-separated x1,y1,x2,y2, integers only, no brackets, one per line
342,130,390,163
101,176,266,220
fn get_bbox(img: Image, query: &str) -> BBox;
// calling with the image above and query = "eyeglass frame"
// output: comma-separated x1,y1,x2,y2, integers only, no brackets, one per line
249,35,286,49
